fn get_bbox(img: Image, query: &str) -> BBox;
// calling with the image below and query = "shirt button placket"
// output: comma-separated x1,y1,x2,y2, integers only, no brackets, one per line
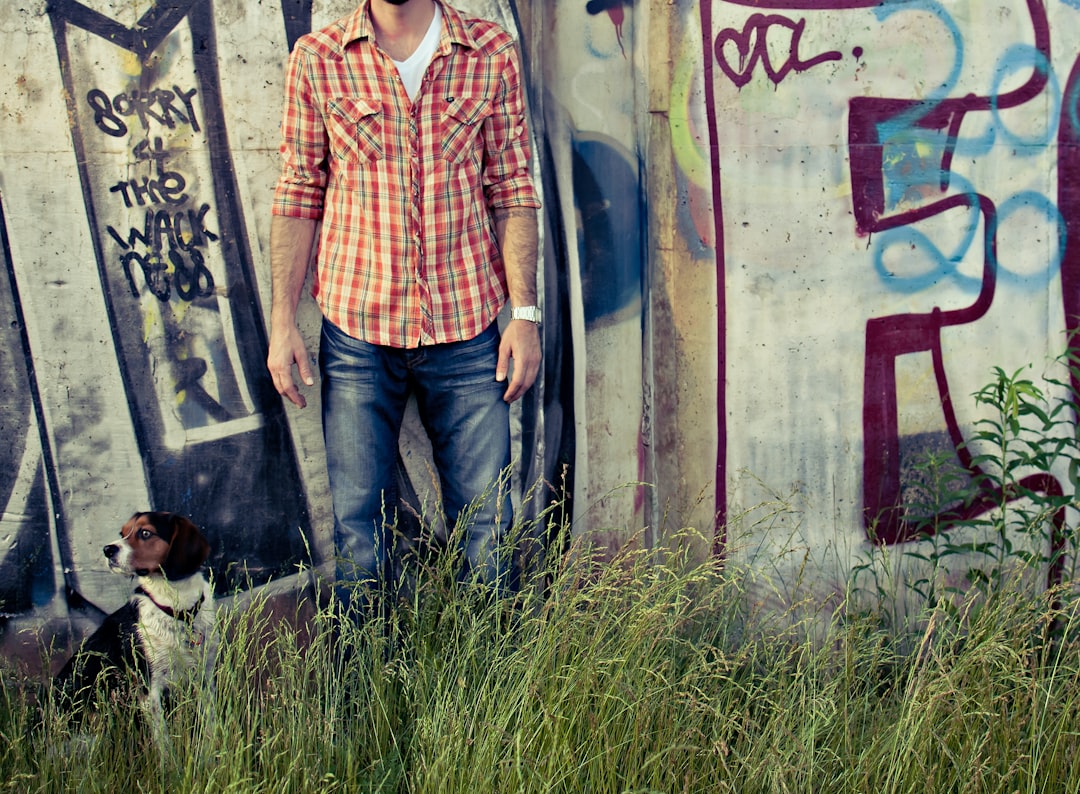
410,104,431,343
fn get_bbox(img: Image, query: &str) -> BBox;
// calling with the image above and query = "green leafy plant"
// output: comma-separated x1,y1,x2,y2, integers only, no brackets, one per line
961,364,1072,592
854,354,1080,630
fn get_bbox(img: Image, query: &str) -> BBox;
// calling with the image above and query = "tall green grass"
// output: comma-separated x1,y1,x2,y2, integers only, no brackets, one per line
4,526,1080,794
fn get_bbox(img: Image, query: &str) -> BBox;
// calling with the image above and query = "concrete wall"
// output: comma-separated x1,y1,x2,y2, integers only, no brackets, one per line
1,0,1078,666
691,0,1080,602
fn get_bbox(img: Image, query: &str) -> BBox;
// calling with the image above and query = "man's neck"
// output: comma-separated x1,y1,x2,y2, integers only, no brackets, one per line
369,0,437,61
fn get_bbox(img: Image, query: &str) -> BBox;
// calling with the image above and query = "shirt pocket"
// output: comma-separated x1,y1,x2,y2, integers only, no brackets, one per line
326,97,384,163
441,96,492,164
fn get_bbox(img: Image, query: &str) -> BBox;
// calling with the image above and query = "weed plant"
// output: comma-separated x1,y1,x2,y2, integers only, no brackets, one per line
855,355,1080,621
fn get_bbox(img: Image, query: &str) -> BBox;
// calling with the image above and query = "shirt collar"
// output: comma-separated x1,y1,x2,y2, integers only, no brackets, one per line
343,0,477,52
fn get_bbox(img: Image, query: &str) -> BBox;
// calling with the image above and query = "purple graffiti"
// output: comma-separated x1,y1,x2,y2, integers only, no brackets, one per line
1061,57,1080,374
853,0,1054,551
701,0,1070,578
719,0,883,7
849,0,1067,588
714,14,841,88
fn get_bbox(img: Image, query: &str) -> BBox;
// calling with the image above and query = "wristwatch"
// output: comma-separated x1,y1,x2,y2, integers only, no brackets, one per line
511,305,542,324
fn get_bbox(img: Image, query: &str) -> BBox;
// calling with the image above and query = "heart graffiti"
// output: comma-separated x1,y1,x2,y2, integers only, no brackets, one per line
714,13,842,88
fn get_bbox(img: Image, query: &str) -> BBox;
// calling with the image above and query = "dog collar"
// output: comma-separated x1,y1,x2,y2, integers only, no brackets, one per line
135,586,205,623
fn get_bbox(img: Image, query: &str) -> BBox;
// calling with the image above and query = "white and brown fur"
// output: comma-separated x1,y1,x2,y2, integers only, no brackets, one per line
54,511,216,737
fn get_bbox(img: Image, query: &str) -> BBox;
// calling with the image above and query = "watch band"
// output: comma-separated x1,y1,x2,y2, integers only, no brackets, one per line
511,305,542,324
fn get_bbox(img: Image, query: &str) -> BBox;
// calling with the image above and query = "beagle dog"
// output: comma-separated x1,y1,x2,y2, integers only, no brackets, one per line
54,512,216,736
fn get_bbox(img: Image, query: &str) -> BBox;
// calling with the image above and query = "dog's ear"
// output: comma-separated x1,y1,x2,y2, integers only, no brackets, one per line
162,514,210,580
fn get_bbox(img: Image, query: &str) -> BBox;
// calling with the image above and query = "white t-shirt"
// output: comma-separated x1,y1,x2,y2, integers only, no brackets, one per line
392,5,442,102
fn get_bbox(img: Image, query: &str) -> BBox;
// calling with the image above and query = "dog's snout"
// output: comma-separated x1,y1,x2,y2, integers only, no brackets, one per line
103,544,119,559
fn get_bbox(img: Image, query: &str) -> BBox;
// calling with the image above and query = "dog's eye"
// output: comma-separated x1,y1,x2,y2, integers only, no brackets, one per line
137,528,154,541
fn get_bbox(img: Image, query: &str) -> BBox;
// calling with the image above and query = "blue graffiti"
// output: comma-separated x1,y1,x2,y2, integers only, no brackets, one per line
1069,59,1080,134
871,3,1066,295
874,178,1065,293
872,0,963,146
879,125,955,209
991,191,1066,289
872,8,1059,167
990,45,1058,150
873,182,981,294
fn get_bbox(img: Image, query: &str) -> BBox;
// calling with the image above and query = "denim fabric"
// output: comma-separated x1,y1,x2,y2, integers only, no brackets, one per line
319,318,513,600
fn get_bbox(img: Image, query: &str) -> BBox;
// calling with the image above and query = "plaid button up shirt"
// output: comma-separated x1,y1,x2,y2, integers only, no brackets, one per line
272,0,540,347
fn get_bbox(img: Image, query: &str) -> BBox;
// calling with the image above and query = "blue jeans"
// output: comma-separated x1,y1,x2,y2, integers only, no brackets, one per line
319,318,513,600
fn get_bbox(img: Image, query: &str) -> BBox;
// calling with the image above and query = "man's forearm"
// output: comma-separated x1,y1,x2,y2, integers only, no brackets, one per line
494,208,538,307
269,214,318,327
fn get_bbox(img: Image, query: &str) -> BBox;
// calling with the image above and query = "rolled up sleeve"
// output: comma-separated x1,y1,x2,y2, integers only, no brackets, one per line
481,43,541,212
272,45,329,220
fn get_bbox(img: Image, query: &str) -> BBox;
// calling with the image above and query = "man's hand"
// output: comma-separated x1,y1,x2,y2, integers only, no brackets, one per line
268,323,315,409
267,214,319,408
496,319,541,403
492,205,540,403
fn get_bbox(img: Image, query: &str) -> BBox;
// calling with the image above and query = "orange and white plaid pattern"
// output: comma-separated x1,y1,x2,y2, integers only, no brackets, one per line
272,0,540,347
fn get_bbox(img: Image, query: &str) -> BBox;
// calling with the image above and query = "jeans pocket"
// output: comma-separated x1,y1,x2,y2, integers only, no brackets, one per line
434,324,502,391
319,320,381,387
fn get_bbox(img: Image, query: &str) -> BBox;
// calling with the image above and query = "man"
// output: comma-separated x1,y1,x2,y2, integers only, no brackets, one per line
267,0,541,602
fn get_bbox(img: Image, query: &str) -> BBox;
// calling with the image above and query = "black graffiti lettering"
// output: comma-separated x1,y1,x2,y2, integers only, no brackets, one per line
185,203,218,246
154,205,218,251
137,172,185,206
110,86,202,133
86,85,201,136
107,210,152,250
86,88,127,137
171,212,195,249
109,171,188,208
120,245,215,302
107,204,217,254
108,181,128,205
111,201,218,302
172,85,201,133
121,250,170,300
92,75,213,305
169,247,215,301
133,137,170,170
171,204,218,250
153,205,216,253
113,90,167,130
153,211,174,253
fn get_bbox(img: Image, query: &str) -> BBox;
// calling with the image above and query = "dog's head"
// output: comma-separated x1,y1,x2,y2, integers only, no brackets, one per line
104,512,211,580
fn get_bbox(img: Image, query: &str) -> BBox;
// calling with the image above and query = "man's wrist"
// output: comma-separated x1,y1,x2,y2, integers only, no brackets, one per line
510,305,541,324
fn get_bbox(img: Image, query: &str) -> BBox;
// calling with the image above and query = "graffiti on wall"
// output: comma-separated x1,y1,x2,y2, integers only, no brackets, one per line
44,0,311,602
0,196,56,616
0,0,614,666
698,0,1080,583
540,0,649,545
12,0,1076,664
19,0,1080,656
